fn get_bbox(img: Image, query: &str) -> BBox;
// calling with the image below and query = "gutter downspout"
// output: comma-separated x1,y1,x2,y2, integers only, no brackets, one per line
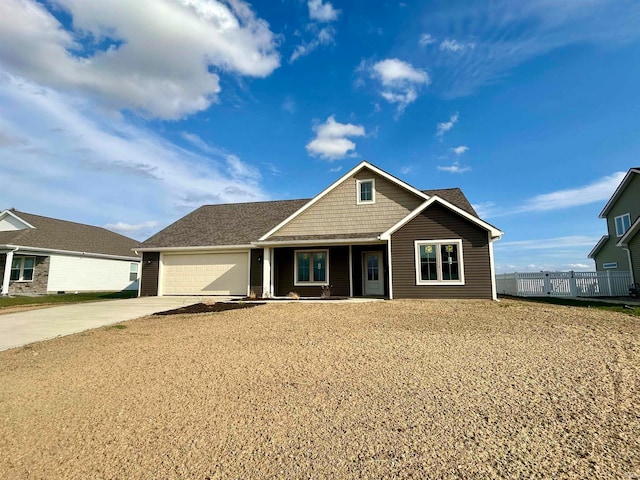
1,247,18,295
623,247,636,285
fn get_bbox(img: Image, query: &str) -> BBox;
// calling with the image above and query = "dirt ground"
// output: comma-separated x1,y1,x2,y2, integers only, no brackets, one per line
1,299,638,479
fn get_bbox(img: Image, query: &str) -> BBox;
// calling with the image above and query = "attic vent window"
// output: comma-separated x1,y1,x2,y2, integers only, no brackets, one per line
357,179,375,204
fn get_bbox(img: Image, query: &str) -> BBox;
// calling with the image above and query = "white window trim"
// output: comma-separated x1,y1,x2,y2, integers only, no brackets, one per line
615,213,631,237
294,249,330,286
356,178,376,205
602,262,618,269
129,262,139,281
11,256,35,282
414,239,465,286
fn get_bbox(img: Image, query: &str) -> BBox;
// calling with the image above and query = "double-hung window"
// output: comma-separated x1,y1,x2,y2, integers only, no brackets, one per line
414,240,465,285
356,179,375,204
295,250,328,285
129,263,139,282
615,213,631,237
10,256,35,282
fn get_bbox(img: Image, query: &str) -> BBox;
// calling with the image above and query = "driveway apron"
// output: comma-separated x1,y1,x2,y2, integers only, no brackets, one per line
0,296,216,351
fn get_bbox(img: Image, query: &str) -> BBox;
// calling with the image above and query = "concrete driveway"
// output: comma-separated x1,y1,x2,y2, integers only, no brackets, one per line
0,296,218,352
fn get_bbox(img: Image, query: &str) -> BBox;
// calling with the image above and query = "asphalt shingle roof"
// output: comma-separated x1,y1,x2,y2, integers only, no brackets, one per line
139,188,478,248
0,210,140,258
139,199,309,248
422,188,477,216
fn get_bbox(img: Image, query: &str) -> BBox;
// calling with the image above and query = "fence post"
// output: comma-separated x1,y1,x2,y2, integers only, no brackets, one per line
543,272,551,295
515,272,520,295
569,270,577,297
606,270,612,296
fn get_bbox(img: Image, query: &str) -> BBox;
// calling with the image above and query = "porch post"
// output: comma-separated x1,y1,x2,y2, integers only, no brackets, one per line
2,250,14,295
262,247,272,298
348,245,353,297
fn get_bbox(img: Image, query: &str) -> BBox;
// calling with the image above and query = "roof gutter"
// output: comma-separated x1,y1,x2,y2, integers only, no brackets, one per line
0,244,140,262
135,245,254,252
253,238,383,247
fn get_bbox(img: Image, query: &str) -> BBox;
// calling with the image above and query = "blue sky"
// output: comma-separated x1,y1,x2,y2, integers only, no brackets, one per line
1,0,639,272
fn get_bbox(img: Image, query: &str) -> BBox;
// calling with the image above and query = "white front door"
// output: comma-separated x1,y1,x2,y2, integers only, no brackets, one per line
363,251,384,296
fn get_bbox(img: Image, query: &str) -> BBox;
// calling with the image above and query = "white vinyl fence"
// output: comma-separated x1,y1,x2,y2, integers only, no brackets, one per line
496,271,633,298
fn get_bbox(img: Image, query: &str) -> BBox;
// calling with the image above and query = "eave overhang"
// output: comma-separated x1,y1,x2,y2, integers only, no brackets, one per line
616,217,640,248
0,244,140,262
134,245,253,253
588,235,609,259
599,168,640,218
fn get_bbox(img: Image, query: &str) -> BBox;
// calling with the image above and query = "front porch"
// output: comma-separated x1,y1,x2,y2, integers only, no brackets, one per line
257,243,390,299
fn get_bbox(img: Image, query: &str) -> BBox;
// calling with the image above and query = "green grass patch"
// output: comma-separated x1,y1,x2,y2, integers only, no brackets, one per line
0,290,137,309
107,324,127,330
501,295,640,317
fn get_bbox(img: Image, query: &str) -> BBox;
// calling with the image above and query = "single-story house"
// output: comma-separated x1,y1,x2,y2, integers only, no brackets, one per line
138,161,503,299
0,209,141,295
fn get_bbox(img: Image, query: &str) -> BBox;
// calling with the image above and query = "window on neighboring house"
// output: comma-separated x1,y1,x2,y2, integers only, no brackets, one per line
356,179,375,204
615,213,631,237
129,263,139,282
414,240,465,285
295,250,328,285
10,256,35,282
603,262,618,269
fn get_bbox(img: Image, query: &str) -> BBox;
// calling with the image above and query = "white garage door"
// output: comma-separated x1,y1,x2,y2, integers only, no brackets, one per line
162,252,248,295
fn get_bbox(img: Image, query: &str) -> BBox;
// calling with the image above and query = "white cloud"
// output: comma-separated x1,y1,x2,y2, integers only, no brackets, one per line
436,112,459,138
290,25,336,63
439,39,476,52
306,115,366,161
494,235,602,273
420,1,640,97
496,236,601,251
568,263,591,269
181,132,258,180
418,33,436,46
477,171,626,219
0,0,280,119
437,161,470,174
308,0,340,22
329,166,343,173
451,145,469,155
0,75,267,238
370,58,430,113
105,221,159,235
472,201,496,218
282,96,296,114
400,166,413,175
515,172,626,213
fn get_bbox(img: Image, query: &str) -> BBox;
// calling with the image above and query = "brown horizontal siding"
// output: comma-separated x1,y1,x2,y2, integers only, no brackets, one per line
250,248,264,296
391,203,492,299
274,246,349,297
140,252,160,297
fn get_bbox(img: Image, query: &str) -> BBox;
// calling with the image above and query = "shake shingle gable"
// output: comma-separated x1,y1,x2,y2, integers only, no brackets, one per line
0,210,139,258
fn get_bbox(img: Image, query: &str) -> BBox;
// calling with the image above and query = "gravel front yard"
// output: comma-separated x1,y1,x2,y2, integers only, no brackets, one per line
1,299,638,479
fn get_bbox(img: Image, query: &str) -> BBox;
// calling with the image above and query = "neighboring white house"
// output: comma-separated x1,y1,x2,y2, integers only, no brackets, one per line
0,209,140,295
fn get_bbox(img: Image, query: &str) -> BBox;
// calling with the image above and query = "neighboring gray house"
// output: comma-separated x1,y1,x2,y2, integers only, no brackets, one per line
0,209,141,295
137,161,503,300
589,167,640,284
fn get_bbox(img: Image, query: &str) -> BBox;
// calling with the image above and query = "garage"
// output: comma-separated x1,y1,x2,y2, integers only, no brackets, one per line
161,252,249,295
